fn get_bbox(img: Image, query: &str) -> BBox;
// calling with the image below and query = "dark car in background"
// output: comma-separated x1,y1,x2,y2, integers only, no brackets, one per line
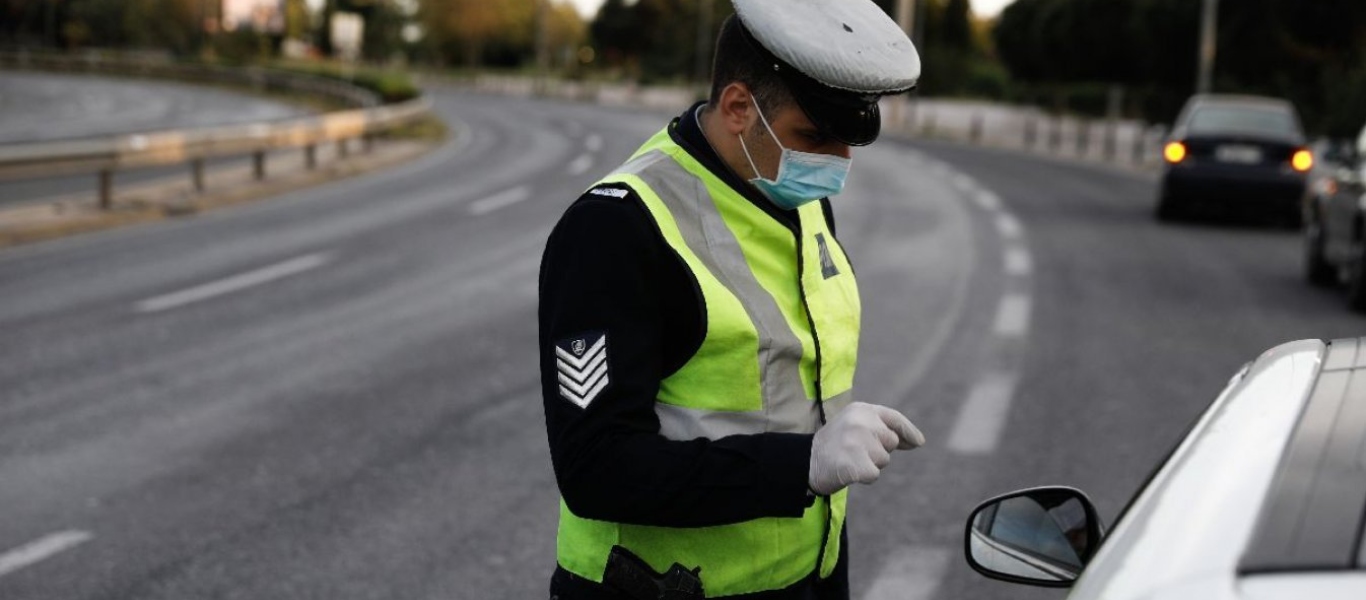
1303,125,1366,309
1156,95,1314,224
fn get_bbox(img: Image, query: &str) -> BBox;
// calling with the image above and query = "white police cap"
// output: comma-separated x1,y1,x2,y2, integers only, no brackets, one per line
732,0,920,145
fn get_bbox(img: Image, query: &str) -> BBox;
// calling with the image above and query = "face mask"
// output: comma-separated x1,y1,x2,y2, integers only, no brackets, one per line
738,98,852,210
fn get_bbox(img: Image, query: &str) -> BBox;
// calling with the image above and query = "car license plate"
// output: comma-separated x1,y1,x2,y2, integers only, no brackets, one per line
1216,145,1262,164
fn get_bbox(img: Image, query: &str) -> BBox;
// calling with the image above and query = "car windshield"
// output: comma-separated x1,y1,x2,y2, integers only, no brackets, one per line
1187,105,1299,138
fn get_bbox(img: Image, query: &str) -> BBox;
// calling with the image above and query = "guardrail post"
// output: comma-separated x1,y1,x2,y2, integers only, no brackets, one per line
1103,122,1117,162
99,169,112,209
1048,117,1062,152
305,144,317,170
969,112,984,145
1076,121,1091,157
1024,116,1037,150
192,158,205,192
253,151,266,180
1132,126,1148,165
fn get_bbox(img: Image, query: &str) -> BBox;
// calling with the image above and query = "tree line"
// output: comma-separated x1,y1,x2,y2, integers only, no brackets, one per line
994,0,1366,135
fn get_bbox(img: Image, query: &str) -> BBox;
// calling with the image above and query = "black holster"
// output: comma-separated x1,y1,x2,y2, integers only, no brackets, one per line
602,545,705,600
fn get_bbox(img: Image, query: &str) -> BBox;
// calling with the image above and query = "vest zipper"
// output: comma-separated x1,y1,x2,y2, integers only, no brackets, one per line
796,227,835,580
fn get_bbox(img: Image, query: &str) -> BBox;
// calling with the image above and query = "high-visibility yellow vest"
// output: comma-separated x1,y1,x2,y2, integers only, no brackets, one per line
556,125,862,597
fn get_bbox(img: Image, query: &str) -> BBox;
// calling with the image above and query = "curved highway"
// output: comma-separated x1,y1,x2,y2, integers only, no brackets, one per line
0,85,1357,600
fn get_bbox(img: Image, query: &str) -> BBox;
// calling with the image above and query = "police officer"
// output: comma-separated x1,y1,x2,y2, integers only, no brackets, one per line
539,1,924,597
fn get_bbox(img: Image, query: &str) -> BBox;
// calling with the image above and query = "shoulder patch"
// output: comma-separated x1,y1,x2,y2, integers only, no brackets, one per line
588,187,631,199
555,331,610,408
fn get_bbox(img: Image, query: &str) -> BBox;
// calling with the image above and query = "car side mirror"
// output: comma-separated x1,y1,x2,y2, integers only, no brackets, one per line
964,486,1104,588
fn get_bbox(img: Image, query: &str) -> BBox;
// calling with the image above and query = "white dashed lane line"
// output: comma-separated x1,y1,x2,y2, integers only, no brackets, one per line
566,154,595,176
469,185,532,216
861,546,952,600
1004,246,1033,276
992,293,1032,338
973,189,1002,212
585,134,604,153
946,371,1020,455
0,530,93,578
994,213,1024,240
135,253,331,313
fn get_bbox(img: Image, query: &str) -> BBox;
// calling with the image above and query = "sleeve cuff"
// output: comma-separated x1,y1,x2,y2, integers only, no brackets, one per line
758,432,818,515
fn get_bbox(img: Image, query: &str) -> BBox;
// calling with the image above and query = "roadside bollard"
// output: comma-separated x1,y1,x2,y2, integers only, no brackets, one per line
1132,128,1148,165
338,139,350,158
253,151,266,180
969,113,984,145
192,158,205,192
1103,123,1117,162
1024,117,1038,151
305,144,317,170
1076,121,1090,158
923,111,937,138
99,169,112,209
1048,117,1062,153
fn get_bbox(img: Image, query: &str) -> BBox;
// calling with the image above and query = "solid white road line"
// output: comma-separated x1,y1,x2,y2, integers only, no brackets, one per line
469,186,532,216
135,253,331,313
0,530,93,578
974,190,1002,212
951,173,975,194
994,213,1024,240
947,371,1020,455
585,134,604,152
1004,246,1033,277
992,293,1032,338
566,154,595,176
861,546,952,600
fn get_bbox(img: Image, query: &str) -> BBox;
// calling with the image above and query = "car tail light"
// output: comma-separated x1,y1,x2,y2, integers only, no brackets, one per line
1164,141,1187,164
1292,149,1314,172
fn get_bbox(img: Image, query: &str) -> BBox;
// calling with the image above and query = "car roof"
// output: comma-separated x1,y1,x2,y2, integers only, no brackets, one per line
1240,338,1366,574
1067,339,1327,600
1184,94,1296,112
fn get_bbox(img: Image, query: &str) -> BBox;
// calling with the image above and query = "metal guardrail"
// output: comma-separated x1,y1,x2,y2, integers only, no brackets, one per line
0,52,429,208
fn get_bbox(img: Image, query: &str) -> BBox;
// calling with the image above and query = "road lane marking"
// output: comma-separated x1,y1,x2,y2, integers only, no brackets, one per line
995,213,1023,240
585,134,604,152
136,253,331,313
861,546,952,600
1004,246,1033,276
974,190,1002,212
566,154,595,176
0,531,93,578
469,185,532,216
951,173,975,193
992,293,1031,338
947,371,1020,455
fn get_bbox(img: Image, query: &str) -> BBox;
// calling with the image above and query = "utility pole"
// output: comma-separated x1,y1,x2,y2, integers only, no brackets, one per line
536,0,551,85
694,0,715,83
1196,0,1218,94
896,0,916,42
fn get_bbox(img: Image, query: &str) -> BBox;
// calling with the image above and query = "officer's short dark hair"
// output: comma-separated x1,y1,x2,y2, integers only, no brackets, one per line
709,15,794,117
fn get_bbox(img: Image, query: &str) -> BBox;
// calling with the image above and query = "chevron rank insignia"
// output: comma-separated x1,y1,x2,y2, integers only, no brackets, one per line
555,331,610,408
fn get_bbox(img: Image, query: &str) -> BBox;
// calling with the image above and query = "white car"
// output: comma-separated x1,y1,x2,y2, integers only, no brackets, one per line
964,338,1366,600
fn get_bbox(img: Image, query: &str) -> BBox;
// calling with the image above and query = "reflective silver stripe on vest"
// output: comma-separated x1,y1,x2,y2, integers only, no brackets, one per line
616,150,829,440
655,391,854,440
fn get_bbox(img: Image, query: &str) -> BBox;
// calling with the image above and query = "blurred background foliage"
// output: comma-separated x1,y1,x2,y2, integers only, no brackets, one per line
0,0,1363,135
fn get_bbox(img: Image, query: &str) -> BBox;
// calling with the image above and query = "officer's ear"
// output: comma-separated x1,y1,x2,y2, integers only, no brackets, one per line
715,82,757,136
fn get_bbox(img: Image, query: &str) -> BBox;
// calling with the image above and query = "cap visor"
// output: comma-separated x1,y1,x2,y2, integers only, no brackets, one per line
792,90,882,147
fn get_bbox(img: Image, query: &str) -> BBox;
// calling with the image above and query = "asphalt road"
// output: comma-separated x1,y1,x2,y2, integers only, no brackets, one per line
0,71,312,208
1,86,1362,600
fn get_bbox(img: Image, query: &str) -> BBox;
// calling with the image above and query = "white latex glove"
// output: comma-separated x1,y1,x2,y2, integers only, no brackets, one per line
808,402,925,496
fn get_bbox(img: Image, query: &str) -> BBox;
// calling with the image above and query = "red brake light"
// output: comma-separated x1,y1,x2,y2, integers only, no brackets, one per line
1164,142,1187,164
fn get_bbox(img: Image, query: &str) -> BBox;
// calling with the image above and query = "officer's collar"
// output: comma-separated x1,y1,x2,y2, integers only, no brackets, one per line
670,102,799,231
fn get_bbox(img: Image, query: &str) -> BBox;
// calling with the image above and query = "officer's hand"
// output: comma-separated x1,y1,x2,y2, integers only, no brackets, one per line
808,402,925,496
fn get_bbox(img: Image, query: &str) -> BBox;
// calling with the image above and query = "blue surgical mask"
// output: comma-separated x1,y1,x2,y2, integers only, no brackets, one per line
738,99,852,210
